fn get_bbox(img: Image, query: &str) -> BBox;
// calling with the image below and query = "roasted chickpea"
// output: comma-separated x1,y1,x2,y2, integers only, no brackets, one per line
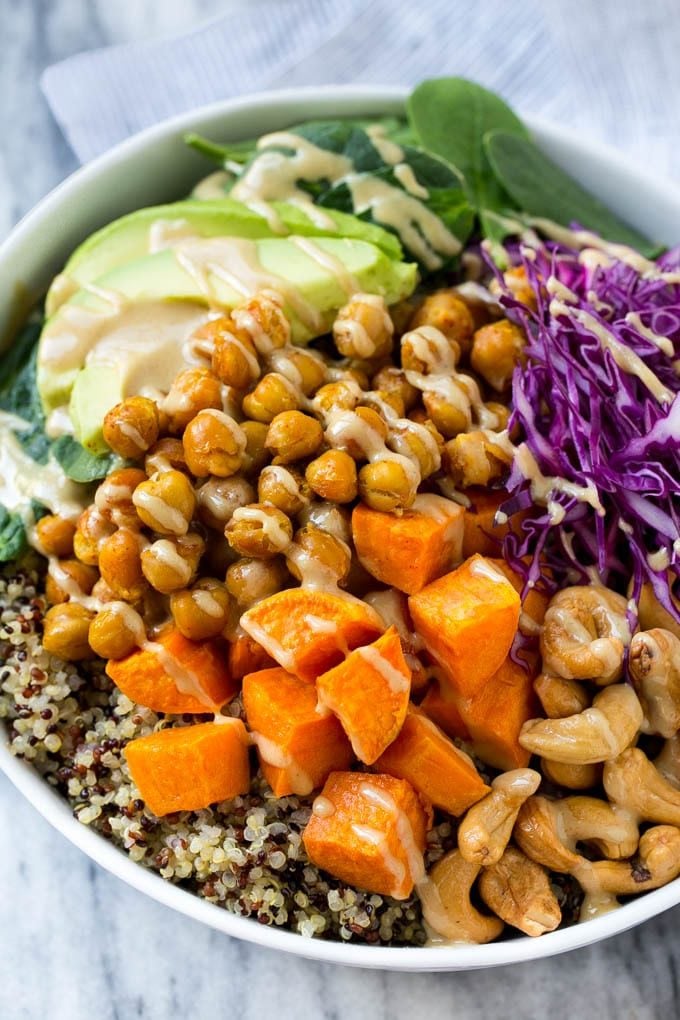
98,529,148,601
470,319,526,392
239,420,270,475
388,419,442,479
329,406,388,461
409,290,475,357
103,396,160,459
42,603,95,661
286,525,351,585
164,367,223,433
363,388,405,419
197,475,256,530
170,578,233,640
358,458,417,512
88,603,145,660
258,465,309,515
312,379,360,418
423,387,470,438
268,347,327,396
401,325,459,374
90,577,119,605
182,409,246,478
486,401,512,431
443,431,512,488
333,295,394,360
73,506,115,565
298,501,352,544
45,559,99,605
225,556,290,606
305,450,358,503
372,366,419,413
233,293,291,352
265,410,323,464
241,372,299,423
34,514,76,558
490,264,537,309
94,468,147,529
140,532,205,595
145,437,190,476
132,470,196,536
225,502,293,558
207,315,261,390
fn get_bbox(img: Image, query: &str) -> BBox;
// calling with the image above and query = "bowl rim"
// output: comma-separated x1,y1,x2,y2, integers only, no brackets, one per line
2,82,680,972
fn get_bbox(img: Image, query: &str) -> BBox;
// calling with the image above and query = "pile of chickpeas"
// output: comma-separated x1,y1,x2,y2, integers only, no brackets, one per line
36,280,526,665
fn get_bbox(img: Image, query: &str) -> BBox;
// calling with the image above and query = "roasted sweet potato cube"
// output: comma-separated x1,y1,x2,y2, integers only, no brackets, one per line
462,488,510,557
490,558,550,633
419,677,470,740
374,707,489,815
303,772,430,899
243,666,353,796
124,720,250,816
459,655,538,770
352,495,464,595
107,628,238,714
317,626,411,764
228,631,276,680
240,589,384,683
408,555,520,699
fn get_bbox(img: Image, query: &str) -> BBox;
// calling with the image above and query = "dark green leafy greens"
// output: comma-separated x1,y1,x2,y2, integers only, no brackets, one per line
484,131,659,256
0,505,27,562
51,435,123,484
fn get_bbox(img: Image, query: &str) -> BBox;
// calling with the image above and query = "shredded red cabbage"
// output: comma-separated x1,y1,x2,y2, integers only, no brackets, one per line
491,236,680,626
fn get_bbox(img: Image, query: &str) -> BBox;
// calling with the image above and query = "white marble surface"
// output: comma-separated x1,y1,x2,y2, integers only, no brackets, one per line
2,2,680,1017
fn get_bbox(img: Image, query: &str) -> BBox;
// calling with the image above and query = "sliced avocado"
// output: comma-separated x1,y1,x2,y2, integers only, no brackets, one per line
47,199,403,314
69,362,122,455
39,235,418,419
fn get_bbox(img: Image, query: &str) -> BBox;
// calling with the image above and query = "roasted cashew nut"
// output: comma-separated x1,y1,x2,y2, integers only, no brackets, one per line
458,768,541,866
603,747,680,826
574,825,680,920
478,846,561,937
540,758,601,791
514,794,638,868
519,684,643,765
418,851,504,944
540,586,630,684
629,628,680,738
655,735,680,789
534,673,590,718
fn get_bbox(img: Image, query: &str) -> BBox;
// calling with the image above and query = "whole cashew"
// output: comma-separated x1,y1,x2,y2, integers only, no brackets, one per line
458,768,541,866
514,794,638,868
478,846,561,937
519,684,643,764
637,580,680,641
541,758,601,791
540,586,630,684
534,673,590,718
418,851,504,944
629,628,680,738
574,825,680,896
655,735,680,789
603,747,680,826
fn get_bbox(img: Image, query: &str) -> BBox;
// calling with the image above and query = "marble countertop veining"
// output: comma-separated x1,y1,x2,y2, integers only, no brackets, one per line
2,2,680,1017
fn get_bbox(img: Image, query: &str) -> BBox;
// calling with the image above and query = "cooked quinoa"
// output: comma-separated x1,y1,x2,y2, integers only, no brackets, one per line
0,561,463,944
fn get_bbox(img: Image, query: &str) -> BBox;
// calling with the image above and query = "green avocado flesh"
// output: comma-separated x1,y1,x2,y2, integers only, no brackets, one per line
39,233,417,452
47,199,403,314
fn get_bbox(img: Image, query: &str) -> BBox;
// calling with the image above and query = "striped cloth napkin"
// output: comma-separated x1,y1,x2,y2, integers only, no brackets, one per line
41,0,679,176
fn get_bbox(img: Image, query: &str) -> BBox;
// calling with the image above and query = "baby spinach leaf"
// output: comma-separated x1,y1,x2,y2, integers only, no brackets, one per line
51,436,123,483
484,131,659,255
185,133,257,166
0,506,27,563
407,77,528,222
0,328,51,464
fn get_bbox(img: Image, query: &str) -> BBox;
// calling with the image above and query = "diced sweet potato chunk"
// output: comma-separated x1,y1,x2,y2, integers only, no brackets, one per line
408,555,520,699
243,666,353,796
419,678,470,740
459,655,538,770
374,707,489,815
240,589,384,683
352,495,464,595
124,719,250,816
107,628,238,714
228,631,276,680
490,558,550,632
317,627,411,764
462,488,510,557
303,772,430,899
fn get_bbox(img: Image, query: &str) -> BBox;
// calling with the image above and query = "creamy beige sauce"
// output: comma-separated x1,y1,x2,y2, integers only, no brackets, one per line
469,556,512,586
393,163,429,200
312,794,336,818
290,236,361,297
366,124,404,165
231,505,290,549
624,312,674,358
356,644,410,694
192,170,230,200
0,416,87,527
515,443,604,523
148,218,199,254
133,487,189,536
147,539,193,584
359,782,425,886
250,731,314,795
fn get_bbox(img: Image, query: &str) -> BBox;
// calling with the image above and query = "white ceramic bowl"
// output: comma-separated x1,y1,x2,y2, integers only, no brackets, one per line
2,85,680,971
